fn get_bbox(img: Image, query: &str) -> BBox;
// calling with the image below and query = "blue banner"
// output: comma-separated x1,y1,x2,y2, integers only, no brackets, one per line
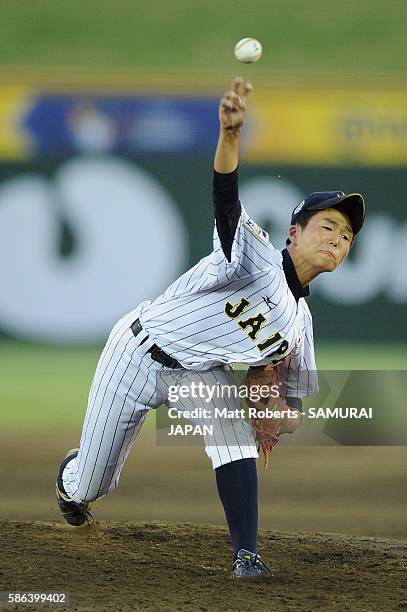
23,95,220,156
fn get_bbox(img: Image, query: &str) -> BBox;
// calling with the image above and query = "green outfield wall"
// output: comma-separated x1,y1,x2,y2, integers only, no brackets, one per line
0,155,405,343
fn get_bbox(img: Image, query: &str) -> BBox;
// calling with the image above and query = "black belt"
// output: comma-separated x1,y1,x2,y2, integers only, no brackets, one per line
131,318,182,369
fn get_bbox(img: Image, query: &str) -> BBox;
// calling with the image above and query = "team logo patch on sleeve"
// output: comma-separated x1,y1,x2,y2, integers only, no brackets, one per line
243,214,269,244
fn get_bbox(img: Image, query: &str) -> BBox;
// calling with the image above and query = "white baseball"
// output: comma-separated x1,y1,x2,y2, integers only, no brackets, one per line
234,38,263,63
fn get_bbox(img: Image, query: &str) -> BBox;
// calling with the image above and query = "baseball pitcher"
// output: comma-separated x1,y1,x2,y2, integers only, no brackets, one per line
56,77,365,578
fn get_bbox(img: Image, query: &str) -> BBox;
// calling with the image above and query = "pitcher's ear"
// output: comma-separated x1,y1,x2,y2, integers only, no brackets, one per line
288,224,298,246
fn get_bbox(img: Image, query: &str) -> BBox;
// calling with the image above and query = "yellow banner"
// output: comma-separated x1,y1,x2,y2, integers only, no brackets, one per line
245,87,407,166
0,86,33,159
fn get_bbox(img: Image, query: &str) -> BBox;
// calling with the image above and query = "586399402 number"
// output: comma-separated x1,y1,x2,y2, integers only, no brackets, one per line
0,592,68,606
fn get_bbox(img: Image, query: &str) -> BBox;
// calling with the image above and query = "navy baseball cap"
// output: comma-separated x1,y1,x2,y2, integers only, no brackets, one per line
291,191,366,235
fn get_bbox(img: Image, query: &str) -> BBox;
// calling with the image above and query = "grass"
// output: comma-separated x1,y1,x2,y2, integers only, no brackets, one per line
0,341,99,428
0,0,406,75
1,340,406,428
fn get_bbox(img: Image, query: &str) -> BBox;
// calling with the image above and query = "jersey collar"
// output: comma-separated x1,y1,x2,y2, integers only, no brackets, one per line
281,248,310,301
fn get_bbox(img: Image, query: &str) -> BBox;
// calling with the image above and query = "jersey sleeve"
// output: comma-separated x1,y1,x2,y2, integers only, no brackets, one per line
278,301,319,399
211,168,280,279
213,168,241,263
211,205,280,281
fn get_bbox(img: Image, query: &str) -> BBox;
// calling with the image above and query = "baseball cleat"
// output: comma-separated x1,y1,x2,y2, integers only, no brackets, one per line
231,549,273,579
56,448,93,526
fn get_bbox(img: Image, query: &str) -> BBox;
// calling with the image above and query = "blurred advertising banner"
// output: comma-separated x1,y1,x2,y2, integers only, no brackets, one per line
0,156,405,344
0,87,219,159
247,86,407,166
1,84,407,164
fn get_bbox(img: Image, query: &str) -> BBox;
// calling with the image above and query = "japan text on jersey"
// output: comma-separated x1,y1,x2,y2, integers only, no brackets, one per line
140,207,318,398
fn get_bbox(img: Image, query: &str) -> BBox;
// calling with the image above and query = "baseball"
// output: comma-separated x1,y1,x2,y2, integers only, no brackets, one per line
234,38,263,63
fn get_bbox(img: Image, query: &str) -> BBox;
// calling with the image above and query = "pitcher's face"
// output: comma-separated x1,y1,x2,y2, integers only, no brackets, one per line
293,208,353,272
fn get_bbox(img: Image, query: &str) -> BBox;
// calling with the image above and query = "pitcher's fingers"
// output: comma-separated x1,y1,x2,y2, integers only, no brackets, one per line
232,76,243,94
225,90,240,104
243,82,253,98
235,78,253,101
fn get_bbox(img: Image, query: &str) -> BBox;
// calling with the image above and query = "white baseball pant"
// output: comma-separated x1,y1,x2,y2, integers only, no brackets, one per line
62,304,258,504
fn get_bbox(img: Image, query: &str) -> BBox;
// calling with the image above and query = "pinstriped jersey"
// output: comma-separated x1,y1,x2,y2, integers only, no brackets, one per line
140,206,318,398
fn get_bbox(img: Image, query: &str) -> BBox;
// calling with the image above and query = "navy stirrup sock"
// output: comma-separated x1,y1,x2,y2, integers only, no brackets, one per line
215,458,258,557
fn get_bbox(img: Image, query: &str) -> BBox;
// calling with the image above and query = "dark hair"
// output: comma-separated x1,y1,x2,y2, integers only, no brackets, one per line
286,204,354,246
286,209,321,246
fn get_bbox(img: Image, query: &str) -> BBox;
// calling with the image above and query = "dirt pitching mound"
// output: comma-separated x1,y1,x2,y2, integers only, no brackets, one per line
1,520,406,611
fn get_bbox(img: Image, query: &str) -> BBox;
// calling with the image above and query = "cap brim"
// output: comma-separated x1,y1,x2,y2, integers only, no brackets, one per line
309,193,366,235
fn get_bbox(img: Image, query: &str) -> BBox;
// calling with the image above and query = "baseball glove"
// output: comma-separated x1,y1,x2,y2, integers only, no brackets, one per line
245,364,291,469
